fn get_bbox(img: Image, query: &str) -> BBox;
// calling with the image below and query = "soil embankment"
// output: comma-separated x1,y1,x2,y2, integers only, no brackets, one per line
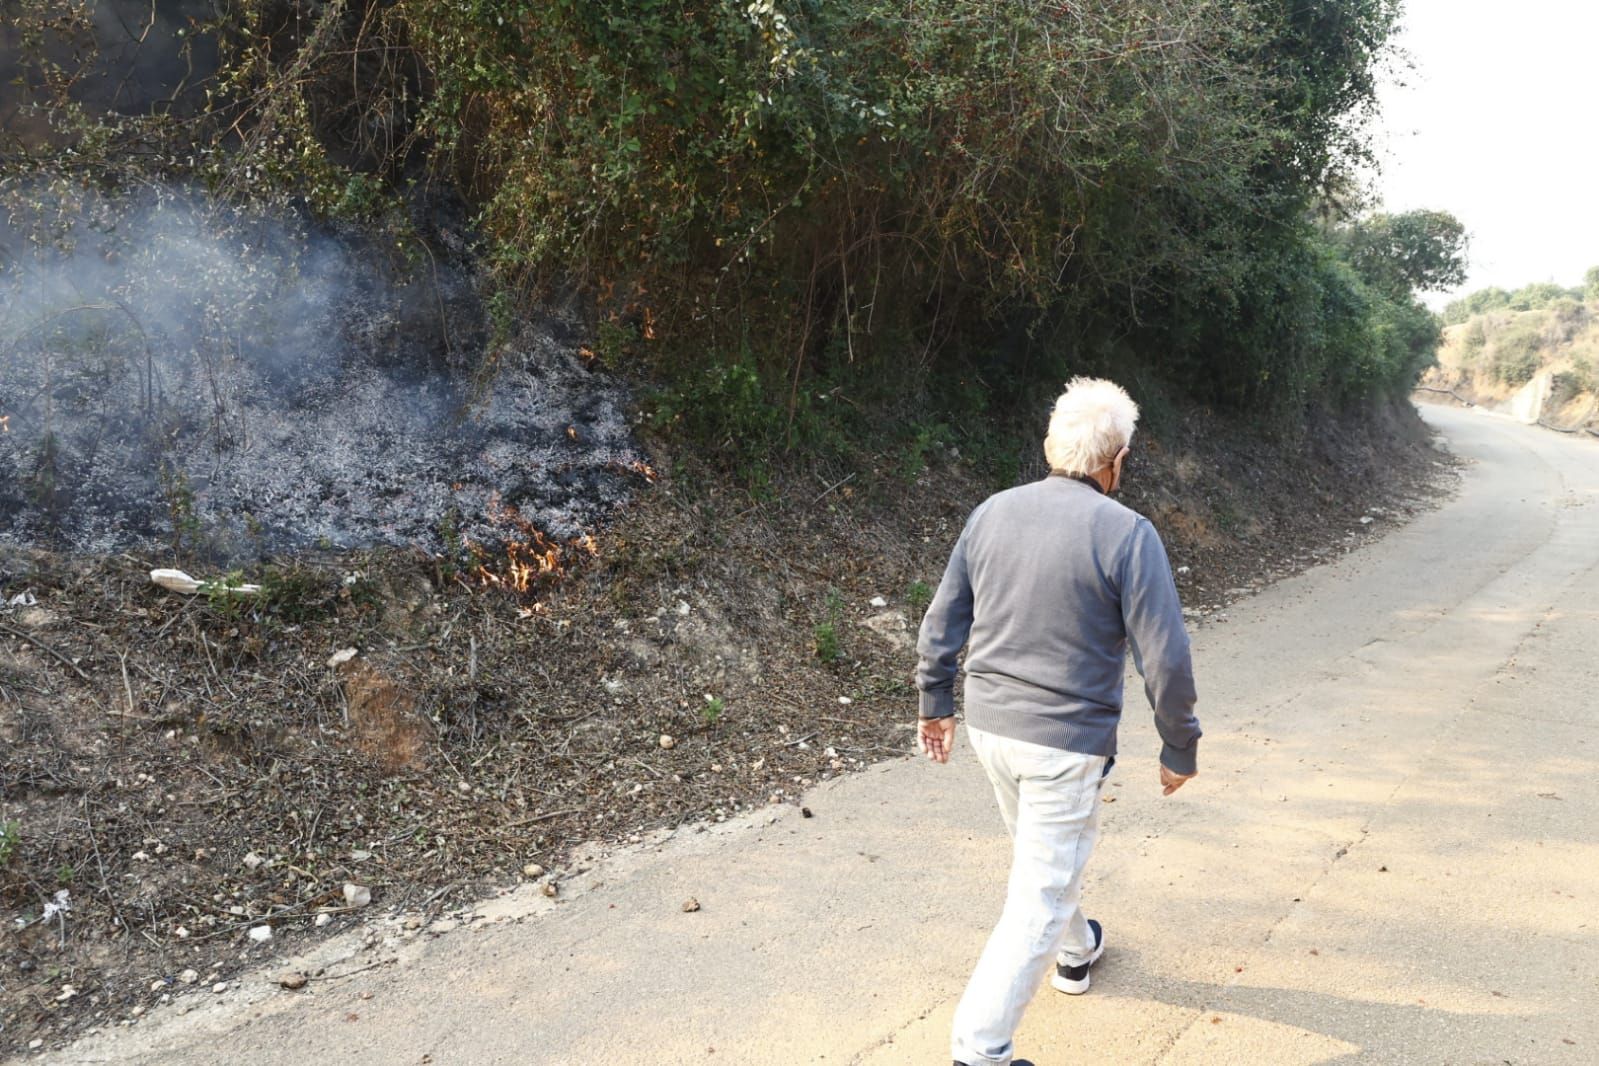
0,397,1452,1055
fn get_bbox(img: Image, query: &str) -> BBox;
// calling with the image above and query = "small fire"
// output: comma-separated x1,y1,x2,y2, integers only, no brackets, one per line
610,458,656,483
487,536,562,593
470,496,601,595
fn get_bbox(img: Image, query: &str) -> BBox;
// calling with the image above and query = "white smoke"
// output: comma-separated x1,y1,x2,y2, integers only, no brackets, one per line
0,185,645,557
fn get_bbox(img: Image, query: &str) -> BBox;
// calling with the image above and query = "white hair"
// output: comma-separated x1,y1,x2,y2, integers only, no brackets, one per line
1043,377,1140,476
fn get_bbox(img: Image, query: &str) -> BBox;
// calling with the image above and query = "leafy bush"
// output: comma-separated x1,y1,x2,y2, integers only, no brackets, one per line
399,0,1433,423
814,586,845,662
1489,323,1544,386
8,0,1449,446
1548,371,1588,409
1571,353,1599,395
812,622,841,663
1508,282,1578,312
1443,287,1511,325
1546,299,1588,344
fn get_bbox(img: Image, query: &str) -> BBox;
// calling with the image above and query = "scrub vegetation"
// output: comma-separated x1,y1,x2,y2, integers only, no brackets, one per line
1426,269,1599,432
4,0,1463,467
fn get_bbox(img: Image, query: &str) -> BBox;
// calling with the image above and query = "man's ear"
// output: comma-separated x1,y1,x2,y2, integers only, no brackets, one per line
1111,446,1129,492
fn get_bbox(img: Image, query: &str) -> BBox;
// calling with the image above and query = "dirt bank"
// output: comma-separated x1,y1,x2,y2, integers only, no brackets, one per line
0,399,1454,1056
1421,311,1599,435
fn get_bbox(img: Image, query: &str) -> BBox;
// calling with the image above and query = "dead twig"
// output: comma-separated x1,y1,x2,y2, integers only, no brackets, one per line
499,806,584,830
811,472,857,505
320,957,398,983
174,791,243,807
114,651,154,720
0,622,94,683
81,801,131,938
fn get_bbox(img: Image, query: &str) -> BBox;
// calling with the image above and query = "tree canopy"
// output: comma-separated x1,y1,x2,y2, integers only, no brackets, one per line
3,0,1465,447
1443,274,1593,325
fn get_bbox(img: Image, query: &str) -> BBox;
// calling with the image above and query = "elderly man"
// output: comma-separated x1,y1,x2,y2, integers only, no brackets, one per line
916,377,1202,1066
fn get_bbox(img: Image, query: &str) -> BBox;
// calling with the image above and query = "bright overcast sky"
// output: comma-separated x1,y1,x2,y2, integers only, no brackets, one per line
1371,0,1599,305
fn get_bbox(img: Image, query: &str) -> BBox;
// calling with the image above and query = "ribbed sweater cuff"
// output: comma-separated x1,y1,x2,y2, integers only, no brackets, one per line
1159,740,1198,776
918,688,956,719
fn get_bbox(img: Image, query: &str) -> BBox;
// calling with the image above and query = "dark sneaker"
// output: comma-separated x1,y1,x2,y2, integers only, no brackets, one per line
1051,918,1104,995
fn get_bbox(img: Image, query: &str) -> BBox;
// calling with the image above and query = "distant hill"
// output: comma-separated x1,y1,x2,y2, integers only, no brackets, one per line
1422,271,1599,432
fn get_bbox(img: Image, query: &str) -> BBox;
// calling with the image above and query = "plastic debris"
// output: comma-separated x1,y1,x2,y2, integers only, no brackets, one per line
150,569,262,596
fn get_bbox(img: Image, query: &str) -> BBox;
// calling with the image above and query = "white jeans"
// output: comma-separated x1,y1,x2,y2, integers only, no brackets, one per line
951,725,1109,1066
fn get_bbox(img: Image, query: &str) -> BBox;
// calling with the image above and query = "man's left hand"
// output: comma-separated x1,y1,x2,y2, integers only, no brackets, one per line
1160,764,1196,795
918,716,956,764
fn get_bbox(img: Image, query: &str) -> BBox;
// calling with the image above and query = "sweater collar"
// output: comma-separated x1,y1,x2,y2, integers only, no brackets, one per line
1048,469,1106,494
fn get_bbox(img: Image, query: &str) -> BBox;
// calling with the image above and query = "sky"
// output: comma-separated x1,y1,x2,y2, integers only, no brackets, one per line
1371,0,1599,306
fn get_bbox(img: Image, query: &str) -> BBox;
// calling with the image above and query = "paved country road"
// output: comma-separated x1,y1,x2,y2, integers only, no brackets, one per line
48,404,1599,1066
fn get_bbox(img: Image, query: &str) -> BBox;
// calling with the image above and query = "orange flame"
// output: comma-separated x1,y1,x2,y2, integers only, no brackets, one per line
468,496,599,596
609,459,656,483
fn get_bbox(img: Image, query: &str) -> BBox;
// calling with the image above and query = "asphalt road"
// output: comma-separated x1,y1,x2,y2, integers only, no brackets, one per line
48,404,1599,1066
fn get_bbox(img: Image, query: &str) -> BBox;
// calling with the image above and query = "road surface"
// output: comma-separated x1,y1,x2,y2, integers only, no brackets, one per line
50,404,1599,1065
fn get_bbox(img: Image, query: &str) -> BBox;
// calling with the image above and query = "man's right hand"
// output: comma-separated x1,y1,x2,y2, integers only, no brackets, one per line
1160,764,1196,796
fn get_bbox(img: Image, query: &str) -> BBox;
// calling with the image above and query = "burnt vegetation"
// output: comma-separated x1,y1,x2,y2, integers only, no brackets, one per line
0,0,1467,1052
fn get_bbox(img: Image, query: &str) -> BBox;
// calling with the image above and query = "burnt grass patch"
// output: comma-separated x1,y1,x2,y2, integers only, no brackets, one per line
0,401,1456,1054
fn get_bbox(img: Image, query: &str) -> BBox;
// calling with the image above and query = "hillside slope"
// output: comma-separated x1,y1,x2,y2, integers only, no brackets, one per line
1422,298,1599,432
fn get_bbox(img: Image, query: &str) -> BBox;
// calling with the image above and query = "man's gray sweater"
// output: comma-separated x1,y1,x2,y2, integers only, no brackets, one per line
915,474,1201,774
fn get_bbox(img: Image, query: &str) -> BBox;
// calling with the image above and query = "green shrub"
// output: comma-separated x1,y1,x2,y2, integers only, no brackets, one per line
645,357,783,458
1508,282,1571,312
814,586,845,662
1569,353,1598,395
1550,298,1585,323
400,0,1428,424
1442,287,1511,325
897,423,951,482
1548,371,1587,408
8,0,1448,441
1489,323,1543,386
812,622,841,663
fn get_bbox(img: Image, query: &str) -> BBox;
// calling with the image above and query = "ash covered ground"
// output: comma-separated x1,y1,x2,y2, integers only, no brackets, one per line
0,187,647,559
